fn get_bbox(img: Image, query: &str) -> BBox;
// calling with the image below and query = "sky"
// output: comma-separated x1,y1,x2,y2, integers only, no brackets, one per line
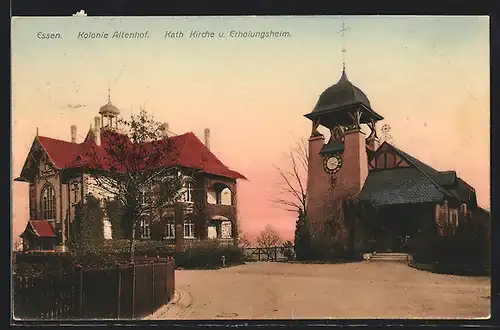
11,16,490,245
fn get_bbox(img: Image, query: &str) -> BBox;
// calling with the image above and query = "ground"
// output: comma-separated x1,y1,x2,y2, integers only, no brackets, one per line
154,262,490,320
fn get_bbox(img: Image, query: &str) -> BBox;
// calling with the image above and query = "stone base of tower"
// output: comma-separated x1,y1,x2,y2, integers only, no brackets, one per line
306,134,331,234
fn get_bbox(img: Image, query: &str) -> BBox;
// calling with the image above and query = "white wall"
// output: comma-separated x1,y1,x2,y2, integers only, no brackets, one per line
83,174,118,201
103,219,112,239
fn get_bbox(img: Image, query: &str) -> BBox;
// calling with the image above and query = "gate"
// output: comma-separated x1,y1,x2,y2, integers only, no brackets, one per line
243,246,293,262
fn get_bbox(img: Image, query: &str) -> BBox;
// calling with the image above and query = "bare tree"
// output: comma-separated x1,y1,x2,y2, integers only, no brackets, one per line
236,228,252,249
272,138,308,215
77,108,187,262
256,225,282,248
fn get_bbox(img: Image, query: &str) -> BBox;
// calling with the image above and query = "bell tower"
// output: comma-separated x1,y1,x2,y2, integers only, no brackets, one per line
99,86,120,131
304,22,384,232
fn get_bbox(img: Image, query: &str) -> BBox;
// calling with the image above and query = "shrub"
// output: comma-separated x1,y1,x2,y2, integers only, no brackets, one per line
175,241,245,269
13,252,75,278
409,215,490,273
280,241,295,261
294,209,311,261
100,239,175,258
67,195,105,253
105,199,125,240
308,234,361,261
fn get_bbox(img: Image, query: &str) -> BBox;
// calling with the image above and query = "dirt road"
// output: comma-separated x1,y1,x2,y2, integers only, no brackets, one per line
159,262,490,320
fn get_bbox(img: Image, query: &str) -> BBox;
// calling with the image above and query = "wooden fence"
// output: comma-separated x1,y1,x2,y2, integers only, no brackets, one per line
13,257,175,320
243,246,294,262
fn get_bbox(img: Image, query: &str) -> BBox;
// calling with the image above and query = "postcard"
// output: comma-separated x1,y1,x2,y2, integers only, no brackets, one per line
11,14,490,321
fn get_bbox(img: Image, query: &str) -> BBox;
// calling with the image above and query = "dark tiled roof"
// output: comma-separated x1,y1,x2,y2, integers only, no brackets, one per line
312,70,371,113
450,177,475,203
360,168,445,206
432,170,457,187
363,142,477,206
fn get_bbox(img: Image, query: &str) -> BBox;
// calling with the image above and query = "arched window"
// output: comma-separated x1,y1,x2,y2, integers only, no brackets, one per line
41,185,55,220
220,187,232,206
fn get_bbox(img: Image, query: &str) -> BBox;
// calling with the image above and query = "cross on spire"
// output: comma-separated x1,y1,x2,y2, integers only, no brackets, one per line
338,21,351,72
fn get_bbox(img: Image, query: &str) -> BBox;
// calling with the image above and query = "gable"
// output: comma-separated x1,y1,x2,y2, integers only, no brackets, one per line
368,143,411,170
16,138,55,182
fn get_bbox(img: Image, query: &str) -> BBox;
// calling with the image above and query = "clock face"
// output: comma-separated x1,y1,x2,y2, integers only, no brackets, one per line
324,154,342,173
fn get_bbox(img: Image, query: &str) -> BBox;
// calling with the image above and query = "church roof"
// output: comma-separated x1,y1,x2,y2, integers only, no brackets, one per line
20,220,57,238
18,130,246,181
312,70,371,113
360,167,446,206
360,142,476,206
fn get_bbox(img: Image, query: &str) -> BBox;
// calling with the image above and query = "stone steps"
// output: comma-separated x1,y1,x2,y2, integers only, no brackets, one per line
369,253,409,262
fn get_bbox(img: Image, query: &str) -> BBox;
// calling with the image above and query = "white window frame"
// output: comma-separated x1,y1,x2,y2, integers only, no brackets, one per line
183,221,195,238
41,184,56,220
182,180,195,204
165,222,175,239
140,218,151,239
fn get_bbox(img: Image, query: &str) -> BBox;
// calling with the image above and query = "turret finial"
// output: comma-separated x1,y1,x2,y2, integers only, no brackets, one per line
338,20,351,74
107,84,111,103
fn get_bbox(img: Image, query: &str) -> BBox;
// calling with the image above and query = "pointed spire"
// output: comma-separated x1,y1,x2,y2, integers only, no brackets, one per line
36,127,39,136
340,67,348,81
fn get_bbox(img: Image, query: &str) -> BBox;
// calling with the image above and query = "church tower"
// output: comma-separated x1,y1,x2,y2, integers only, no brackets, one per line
304,23,384,232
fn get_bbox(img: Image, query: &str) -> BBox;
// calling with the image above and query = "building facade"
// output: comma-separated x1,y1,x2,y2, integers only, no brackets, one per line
16,97,246,252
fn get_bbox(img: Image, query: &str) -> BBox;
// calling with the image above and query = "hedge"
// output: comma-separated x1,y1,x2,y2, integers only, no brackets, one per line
408,261,490,277
13,240,245,278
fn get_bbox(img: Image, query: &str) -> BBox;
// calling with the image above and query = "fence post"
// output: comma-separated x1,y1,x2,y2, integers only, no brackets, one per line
258,248,261,262
151,261,155,314
275,247,278,261
165,258,169,303
172,257,175,299
74,265,83,319
116,264,122,319
130,262,136,319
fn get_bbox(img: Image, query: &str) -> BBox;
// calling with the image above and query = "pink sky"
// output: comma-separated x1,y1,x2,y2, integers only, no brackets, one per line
11,16,490,246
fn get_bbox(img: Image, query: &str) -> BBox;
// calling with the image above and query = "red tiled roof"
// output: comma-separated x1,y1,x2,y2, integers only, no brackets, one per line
35,130,246,180
20,220,57,238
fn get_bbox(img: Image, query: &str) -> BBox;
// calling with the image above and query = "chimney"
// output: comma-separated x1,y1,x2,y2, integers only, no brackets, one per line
161,122,169,138
70,125,77,143
94,116,101,146
204,128,210,150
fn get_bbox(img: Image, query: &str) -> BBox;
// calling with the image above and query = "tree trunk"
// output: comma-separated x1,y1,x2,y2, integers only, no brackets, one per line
129,226,136,263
